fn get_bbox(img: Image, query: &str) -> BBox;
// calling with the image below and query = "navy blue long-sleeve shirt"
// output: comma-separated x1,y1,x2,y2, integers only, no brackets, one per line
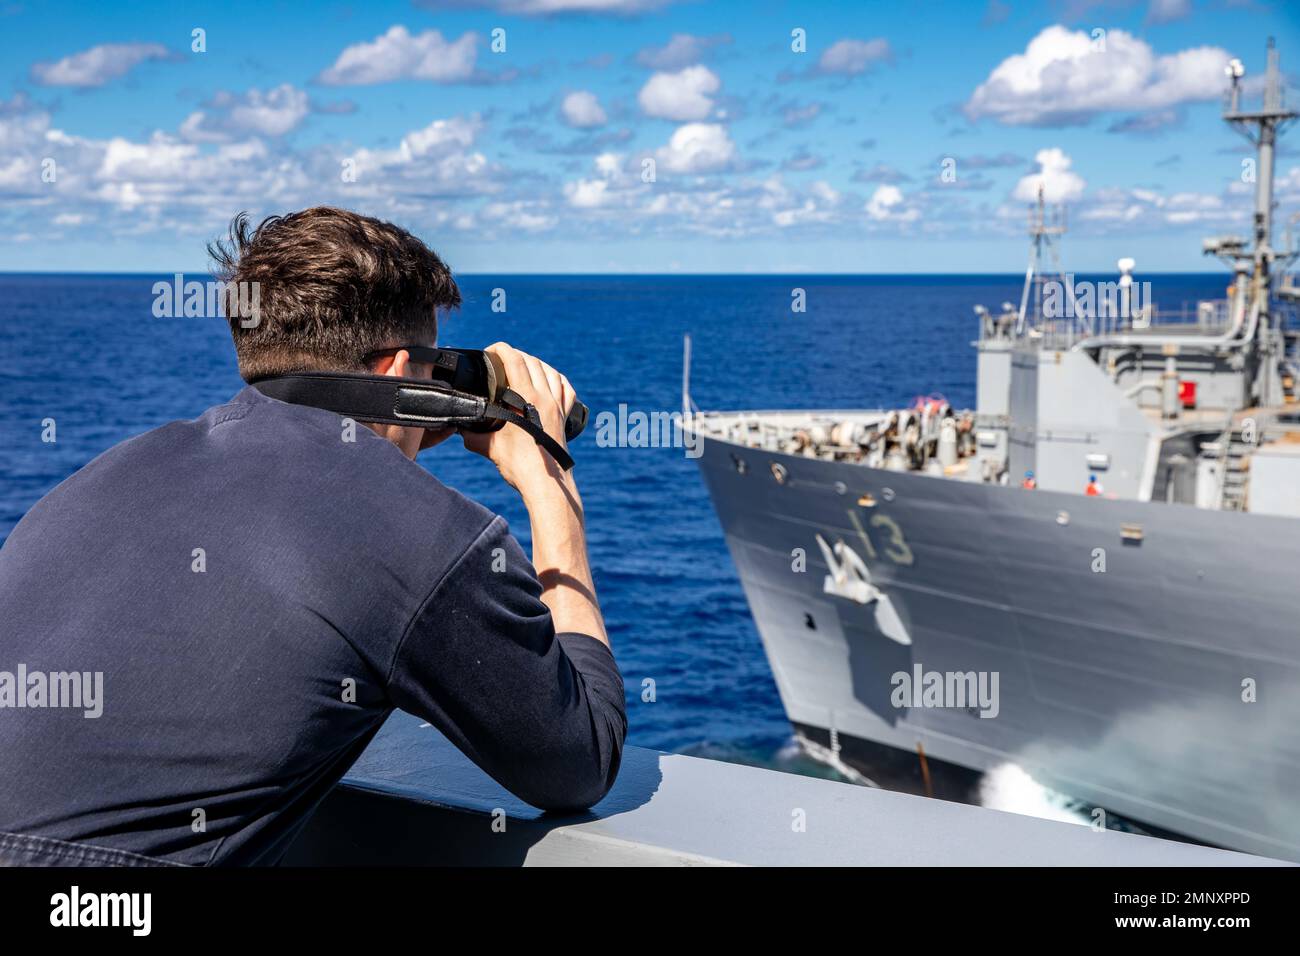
0,385,626,866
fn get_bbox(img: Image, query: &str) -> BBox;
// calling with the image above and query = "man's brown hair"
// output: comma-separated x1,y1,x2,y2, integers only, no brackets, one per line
209,207,461,382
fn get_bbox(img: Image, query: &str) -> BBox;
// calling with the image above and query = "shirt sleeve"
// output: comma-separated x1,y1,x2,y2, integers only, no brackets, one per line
385,515,627,812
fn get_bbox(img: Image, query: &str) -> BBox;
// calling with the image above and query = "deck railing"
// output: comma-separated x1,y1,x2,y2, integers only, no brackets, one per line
284,711,1286,866
981,299,1237,350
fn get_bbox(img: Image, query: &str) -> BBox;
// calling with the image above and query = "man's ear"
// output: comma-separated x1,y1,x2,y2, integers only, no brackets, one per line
373,349,411,378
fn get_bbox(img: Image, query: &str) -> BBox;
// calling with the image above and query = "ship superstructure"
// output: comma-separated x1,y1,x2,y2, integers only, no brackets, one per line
685,42,1300,859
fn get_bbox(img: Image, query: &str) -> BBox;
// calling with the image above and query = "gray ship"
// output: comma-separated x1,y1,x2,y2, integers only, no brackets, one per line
684,41,1300,860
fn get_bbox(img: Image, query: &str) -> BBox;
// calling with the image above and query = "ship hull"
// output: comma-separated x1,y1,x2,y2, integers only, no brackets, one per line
693,425,1300,860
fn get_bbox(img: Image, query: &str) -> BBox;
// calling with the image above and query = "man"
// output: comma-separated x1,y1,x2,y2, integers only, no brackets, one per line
0,207,626,866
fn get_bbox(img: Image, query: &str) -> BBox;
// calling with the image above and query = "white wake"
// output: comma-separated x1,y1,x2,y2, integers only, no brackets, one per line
978,762,1091,827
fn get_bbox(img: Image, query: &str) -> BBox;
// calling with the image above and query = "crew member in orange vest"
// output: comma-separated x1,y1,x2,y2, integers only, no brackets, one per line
1021,470,1037,489
1085,474,1103,496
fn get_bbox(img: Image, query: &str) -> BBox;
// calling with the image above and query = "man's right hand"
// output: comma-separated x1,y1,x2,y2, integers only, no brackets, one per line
460,342,607,647
460,342,578,497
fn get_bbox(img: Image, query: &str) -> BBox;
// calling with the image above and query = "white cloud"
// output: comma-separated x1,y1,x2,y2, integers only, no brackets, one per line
0,155,34,189
816,38,892,76
638,66,720,121
0,98,99,198
762,176,843,228
654,122,736,173
0,88,511,247
560,91,607,128
181,85,310,141
1275,165,1300,202
481,200,556,232
0,94,50,151
636,33,729,70
1072,185,1239,231
773,201,822,228
224,85,310,137
81,135,279,211
179,112,225,144
1013,147,1086,203
562,152,644,210
348,116,492,190
565,178,610,208
864,184,918,221
402,116,479,155
811,181,840,204
99,135,200,181
318,26,478,85
594,152,623,176
1164,194,1228,224
965,26,1230,126
31,42,171,88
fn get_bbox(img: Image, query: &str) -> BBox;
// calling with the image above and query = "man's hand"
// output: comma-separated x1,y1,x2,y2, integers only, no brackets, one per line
460,342,607,647
460,342,577,497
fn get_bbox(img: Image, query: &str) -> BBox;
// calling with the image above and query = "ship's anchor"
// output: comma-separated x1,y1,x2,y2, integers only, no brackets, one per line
814,534,912,646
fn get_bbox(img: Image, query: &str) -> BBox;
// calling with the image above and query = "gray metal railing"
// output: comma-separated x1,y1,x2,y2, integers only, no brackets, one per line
994,299,1237,350
284,711,1289,866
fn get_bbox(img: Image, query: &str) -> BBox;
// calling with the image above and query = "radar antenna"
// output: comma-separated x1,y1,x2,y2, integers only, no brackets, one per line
1016,185,1072,336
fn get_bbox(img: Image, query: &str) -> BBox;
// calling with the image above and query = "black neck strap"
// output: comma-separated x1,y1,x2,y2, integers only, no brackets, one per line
250,372,575,470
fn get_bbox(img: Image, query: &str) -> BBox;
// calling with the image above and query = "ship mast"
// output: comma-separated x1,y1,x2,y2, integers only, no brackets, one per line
1225,38,1297,270
1216,38,1298,401
1015,185,1070,336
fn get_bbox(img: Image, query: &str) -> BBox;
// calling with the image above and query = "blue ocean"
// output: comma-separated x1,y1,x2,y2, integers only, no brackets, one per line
0,272,1231,778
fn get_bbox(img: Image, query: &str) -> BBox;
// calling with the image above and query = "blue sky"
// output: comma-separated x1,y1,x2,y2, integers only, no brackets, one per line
1,0,1298,273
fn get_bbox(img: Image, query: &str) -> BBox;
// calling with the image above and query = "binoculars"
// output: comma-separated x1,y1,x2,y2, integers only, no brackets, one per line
426,348,589,443
252,346,588,470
